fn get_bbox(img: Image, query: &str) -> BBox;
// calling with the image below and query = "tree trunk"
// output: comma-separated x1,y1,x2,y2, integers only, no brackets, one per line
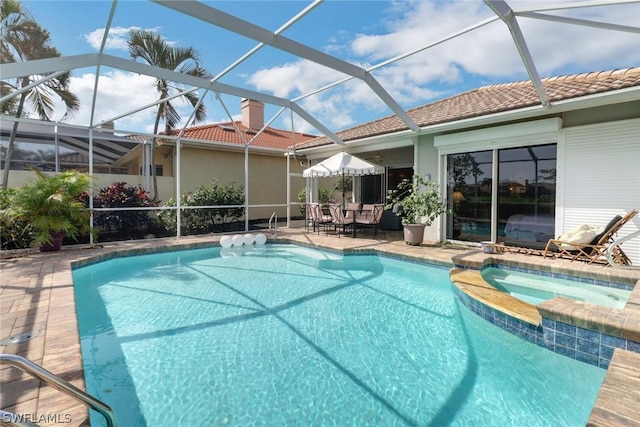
151,106,162,201
2,92,27,190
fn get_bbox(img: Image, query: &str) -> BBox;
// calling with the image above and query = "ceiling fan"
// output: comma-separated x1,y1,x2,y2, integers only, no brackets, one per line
366,152,392,164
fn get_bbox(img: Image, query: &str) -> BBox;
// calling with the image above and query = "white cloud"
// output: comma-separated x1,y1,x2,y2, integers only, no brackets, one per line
83,26,162,51
55,70,209,135
56,71,156,131
247,0,640,133
49,1,637,138
248,60,346,98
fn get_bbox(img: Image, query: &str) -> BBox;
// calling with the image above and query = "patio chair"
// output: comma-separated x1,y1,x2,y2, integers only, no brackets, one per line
306,203,317,233
344,202,362,220
355,204,385,238
307,203,332,234
327,204,355,237
543,209,637,265
357,204,375,221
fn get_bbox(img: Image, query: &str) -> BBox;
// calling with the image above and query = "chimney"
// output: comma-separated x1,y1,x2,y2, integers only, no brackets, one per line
241,98,264,129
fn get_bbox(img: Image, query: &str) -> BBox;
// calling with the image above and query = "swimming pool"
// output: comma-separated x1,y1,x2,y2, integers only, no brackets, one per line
73,244,605,426
481,266,631,309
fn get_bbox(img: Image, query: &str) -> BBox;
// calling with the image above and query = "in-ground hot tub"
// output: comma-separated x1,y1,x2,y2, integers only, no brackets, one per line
481,266,632,309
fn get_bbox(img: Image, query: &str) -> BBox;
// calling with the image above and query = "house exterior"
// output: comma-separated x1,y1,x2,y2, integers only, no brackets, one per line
293,68,640,263
139,98,314,220
1,99,314,221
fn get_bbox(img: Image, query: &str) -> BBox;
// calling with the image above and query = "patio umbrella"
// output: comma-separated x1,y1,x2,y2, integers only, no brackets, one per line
303,152,384,205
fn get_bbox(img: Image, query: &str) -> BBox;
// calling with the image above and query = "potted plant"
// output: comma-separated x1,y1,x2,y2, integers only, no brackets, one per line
386,175,450,245
15,169,96,251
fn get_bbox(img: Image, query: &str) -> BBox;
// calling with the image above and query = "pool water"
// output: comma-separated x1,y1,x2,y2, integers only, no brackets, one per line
481,267,631,309
73,244,605,426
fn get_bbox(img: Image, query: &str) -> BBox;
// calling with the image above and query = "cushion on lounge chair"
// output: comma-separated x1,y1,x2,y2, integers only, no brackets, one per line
555,224,601,250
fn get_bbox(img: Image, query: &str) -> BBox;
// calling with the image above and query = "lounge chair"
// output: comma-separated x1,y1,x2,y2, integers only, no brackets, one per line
497,209,637,266
499,240,546,255
543,210,637,265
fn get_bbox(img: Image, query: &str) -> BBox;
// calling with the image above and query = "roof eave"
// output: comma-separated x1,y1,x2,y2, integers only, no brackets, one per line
172,138,291,155
297,85,640,154
414,85,640,135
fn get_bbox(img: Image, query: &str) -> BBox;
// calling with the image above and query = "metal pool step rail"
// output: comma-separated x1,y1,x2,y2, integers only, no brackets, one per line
0,354,116,427
269,211,277,237
607,229,640,269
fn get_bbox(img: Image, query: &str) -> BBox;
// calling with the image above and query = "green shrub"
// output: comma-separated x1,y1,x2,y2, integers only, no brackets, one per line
87,182,159,235
158,181,245,235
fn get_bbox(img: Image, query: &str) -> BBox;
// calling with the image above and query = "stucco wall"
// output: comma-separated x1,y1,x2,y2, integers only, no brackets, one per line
6,170,175,202
5,148,305,222
561,101,640,128
415,135,444,242
178,147,305,220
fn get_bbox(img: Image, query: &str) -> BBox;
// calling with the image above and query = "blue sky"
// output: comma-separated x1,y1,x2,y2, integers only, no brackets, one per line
19,0,640,136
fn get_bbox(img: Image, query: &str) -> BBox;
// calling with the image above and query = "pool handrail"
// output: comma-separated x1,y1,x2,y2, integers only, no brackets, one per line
0,354,116,427
269,211,277,237
607,228,640,269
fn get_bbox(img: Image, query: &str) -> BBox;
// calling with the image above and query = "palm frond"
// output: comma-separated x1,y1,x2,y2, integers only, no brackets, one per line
164,102,181,130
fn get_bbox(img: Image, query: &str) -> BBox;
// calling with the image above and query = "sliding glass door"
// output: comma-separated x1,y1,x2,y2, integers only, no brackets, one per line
498,144,556,244
446,151,493,241
446,144,556,243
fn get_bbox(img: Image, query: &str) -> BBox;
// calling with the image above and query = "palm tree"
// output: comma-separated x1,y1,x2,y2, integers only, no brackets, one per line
0,0,29,115
1,0,79,189
0,0,30,63
128,29,211,200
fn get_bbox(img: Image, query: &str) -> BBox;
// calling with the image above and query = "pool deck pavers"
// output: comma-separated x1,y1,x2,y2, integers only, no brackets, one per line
1,227,640,426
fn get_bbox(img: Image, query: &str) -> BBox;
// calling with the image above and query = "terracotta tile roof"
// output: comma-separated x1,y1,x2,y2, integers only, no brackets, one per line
294,67,640,150
167,121,316,151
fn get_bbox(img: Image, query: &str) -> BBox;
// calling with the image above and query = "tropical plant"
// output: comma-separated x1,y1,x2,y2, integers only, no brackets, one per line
157,180,245,235
85,182,159,234
297,187,334,214
127,29,211,200
1,0,80,189
0,187,32,249
386,175,449,226
333,175,352,195
14,169,95,249
297,188,307,215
